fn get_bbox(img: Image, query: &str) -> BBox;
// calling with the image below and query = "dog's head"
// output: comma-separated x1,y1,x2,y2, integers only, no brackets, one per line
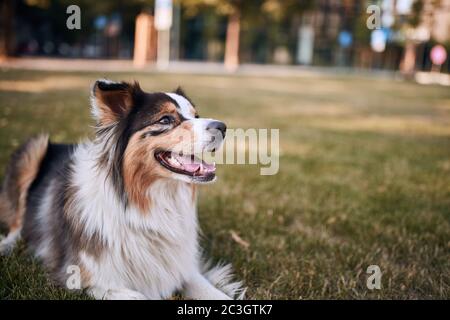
91,79,226,209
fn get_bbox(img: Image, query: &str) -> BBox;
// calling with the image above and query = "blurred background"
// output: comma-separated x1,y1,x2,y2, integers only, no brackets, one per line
0,0,449,78
0,0,449,299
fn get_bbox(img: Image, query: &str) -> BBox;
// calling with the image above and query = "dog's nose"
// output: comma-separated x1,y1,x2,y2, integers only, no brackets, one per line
206,121,227,138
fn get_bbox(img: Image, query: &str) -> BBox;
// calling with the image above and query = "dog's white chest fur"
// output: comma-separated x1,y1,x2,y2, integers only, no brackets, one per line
73,148,200,299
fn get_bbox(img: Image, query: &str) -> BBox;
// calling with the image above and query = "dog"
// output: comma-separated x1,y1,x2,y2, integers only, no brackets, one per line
0,79,244,300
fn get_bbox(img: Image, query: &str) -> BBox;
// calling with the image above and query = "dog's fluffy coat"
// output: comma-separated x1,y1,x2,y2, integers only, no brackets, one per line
0,80,243,300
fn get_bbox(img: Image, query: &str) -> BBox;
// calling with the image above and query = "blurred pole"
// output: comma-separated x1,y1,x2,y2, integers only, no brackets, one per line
0,0,14,59
296,12,314,66
297,24,314,65
170,2,180,61
400,41,416,77
224,10,240,72
155,0,173,70
157,29,170,70
134,13,157,68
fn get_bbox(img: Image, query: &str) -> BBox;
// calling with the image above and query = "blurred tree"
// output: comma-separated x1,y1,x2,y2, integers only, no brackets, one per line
56,0,152,50
11,0,151,58
0,0,15,59
399,0,425,76
182,0,263,70
182,0,313,68
261,0,314,64
408,0,424,28
261,0,313,21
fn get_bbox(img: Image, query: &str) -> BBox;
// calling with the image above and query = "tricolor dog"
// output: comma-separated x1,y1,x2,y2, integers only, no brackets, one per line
0,80,244,300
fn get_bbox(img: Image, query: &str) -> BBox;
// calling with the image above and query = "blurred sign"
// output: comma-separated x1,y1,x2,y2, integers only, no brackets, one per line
381,12,394,28
371,29,387,53
338,31,352,49
382,0,394,11
155,0,173,31
381,0,395,28
94,16,107,30
430,45,447,66
407,26,430,42
105,14,122,37
297,25,314,65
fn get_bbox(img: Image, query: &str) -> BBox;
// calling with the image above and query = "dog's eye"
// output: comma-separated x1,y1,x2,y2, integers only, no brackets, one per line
158,116,173,125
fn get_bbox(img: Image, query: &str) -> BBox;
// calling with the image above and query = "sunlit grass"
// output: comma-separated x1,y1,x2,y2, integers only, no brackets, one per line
0,69,449,299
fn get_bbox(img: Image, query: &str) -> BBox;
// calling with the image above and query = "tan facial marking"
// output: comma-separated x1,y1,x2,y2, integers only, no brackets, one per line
161,102,178,114
123,121,195,213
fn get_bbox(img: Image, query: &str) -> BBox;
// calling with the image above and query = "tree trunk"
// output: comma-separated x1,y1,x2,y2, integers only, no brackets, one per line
0,0,14,60
224,10,240,72
400,41,416,78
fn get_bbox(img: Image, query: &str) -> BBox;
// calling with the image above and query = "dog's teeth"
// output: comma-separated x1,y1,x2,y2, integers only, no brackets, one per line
168,156,181,167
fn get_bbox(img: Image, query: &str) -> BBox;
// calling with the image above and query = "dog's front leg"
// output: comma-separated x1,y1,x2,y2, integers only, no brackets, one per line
184,273,232,300
88,287,147,300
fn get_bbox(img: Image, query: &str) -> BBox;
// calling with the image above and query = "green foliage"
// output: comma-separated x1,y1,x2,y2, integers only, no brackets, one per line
409,0,424,27
353,11,371,46
181,0,313,19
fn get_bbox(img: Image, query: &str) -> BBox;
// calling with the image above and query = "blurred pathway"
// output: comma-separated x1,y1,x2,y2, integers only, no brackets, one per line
0,57,400,80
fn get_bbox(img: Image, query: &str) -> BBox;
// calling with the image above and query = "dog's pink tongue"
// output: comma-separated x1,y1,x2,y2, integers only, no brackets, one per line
175,154,201,172
183,162,201,172
172,153,216,174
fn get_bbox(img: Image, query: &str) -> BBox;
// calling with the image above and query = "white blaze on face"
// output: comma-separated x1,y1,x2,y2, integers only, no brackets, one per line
165,93,224,153
165,93,195,120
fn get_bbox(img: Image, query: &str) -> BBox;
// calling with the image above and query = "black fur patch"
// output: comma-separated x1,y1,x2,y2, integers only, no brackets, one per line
96,89,193,206
23,143,76,274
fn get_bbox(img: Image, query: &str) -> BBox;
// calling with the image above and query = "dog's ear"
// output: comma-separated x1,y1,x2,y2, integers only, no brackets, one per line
173,86,195,108
174,86,187,97
91,79,140,125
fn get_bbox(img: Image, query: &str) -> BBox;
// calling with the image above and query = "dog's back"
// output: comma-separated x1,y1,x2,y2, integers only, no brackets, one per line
0,136,77,254
0,135,49,252
22,142,76,265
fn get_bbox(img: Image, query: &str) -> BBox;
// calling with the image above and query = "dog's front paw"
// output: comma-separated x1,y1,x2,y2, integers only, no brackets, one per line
184,273,235,300
209,291,232,300
101,288,147,300
0,230,21,255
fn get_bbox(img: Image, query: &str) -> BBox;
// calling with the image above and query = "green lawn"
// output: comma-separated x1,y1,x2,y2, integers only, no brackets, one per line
0,69,449,299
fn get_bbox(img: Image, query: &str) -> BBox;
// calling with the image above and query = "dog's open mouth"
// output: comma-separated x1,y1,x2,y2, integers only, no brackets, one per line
155,151,216,181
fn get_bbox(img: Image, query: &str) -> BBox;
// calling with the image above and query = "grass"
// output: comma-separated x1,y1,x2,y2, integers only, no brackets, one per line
0,68,449,299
